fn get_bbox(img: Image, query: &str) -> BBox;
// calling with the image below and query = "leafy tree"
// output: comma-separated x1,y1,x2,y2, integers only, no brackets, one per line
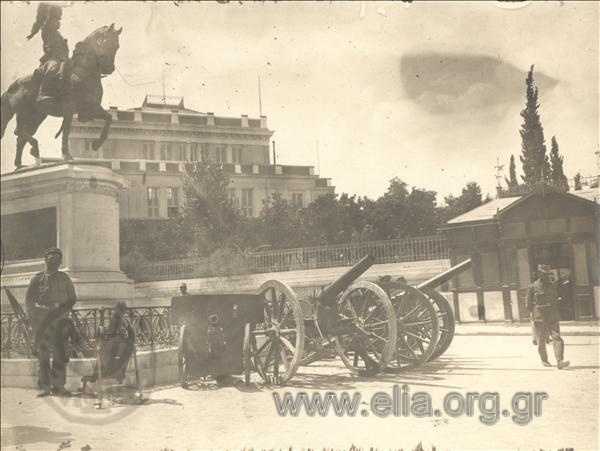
370,178,438,239
119,217,195,279
549,136,569,189
181,161,241,253
519,65,550,185
439,181,489,223
258,193,306,248
504,154,519,188
371,178,411,239
405,188,438,236
302,193,373,245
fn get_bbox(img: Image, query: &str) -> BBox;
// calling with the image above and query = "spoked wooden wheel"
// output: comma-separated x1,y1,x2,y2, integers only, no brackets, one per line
424,289,455,361
384,282,439,372
177,325,189,388
334,281,397,377
252,280,305,385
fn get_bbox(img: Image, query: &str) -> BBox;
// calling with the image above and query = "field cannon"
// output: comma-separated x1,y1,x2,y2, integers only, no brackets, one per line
171,255,472,387
377,258,472,372
254,255,397,384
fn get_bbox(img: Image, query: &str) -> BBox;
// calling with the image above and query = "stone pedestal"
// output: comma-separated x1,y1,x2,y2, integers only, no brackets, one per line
1,162,134,305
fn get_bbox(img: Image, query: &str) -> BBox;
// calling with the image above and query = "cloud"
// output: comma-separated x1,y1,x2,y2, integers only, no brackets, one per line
401,53,558,114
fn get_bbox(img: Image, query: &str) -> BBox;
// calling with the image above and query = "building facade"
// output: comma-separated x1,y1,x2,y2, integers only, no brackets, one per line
68,96,334,219
440,185,599,322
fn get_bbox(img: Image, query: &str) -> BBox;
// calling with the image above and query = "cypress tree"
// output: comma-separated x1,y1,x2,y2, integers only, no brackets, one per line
506,154,518,187
519,65,550,185
549,136,569,189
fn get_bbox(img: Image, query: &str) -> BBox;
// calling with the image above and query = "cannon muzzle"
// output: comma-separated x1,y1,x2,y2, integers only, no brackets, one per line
417,258,472,292
318,254,375,306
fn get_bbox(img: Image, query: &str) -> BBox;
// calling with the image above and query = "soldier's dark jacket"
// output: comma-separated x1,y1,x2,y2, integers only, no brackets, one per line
26,271,76,311
526,278,560,323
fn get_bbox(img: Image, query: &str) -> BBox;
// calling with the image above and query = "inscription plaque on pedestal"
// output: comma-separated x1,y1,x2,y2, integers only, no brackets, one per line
1,207,57,261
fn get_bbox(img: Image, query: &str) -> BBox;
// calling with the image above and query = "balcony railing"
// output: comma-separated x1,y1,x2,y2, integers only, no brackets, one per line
1,306,176,359
136,235,448,282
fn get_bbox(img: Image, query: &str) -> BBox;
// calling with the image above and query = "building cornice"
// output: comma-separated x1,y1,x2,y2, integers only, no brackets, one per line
71,125,271,142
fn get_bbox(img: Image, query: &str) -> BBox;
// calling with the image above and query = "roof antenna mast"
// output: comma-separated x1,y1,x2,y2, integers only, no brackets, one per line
494,157,505,188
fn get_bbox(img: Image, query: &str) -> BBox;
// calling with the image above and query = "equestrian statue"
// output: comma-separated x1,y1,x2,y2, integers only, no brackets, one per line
0,3,122,170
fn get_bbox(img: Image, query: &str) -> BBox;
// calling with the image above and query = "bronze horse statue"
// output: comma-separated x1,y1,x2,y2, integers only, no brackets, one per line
1,24,122,169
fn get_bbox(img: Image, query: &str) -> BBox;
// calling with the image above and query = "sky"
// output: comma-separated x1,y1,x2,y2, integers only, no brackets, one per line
1,1,598,202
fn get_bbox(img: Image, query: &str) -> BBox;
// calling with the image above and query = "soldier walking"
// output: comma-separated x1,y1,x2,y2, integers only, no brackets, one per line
527,264,570,369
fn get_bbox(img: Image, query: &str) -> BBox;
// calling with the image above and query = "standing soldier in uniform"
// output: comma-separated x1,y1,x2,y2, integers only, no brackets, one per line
527,264,570,369
26,247,77,396
26,2,70,112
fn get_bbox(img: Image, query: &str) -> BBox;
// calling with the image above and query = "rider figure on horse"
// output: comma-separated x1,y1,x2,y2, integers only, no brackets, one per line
27,3,70,112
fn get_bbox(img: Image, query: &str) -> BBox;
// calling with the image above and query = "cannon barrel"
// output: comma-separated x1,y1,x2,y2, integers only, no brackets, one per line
417,258,472,292
318,254,375,306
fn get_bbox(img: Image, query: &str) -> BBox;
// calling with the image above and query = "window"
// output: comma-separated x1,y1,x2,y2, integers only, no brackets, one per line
291,192,304,208
84,140,94,152
166,187,179,218
165,163,179,173
227,189,239,209
160,143,173,161
241,189,253,217
172,143,185,161
215,145,227,163
190,143,207,162
141,142,154,160
232,145,243,164
147,187,159,217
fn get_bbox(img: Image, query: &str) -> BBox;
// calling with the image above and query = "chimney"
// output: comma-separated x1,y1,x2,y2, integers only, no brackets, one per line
260,115,267,128
241,115,249,127
207,112,215,127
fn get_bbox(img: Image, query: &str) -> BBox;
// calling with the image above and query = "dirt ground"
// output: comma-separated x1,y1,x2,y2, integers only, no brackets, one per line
1,335,598,451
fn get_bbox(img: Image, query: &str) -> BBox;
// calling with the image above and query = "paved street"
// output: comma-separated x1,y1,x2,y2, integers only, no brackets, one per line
2,335,598,451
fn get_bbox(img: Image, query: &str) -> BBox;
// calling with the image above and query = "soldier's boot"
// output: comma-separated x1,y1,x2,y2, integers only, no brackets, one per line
37,385,52,397
557,360,570,369
541,361,552,367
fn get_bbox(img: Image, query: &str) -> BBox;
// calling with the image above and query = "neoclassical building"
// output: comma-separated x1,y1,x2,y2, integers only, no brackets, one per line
67,95,334,219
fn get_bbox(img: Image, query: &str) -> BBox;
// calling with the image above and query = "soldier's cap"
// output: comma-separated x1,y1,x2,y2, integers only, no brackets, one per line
537,264,553,274
44,247,63,258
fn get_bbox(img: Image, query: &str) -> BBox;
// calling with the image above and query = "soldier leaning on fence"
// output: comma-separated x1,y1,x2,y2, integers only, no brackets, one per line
527,264,570,370
26,247,77,397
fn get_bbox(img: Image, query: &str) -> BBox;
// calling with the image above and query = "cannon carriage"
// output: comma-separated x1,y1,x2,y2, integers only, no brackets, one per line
172,255,471,386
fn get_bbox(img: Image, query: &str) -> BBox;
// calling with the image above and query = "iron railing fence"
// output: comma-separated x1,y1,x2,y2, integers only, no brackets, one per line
137,235,448,282
1,306,176,359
